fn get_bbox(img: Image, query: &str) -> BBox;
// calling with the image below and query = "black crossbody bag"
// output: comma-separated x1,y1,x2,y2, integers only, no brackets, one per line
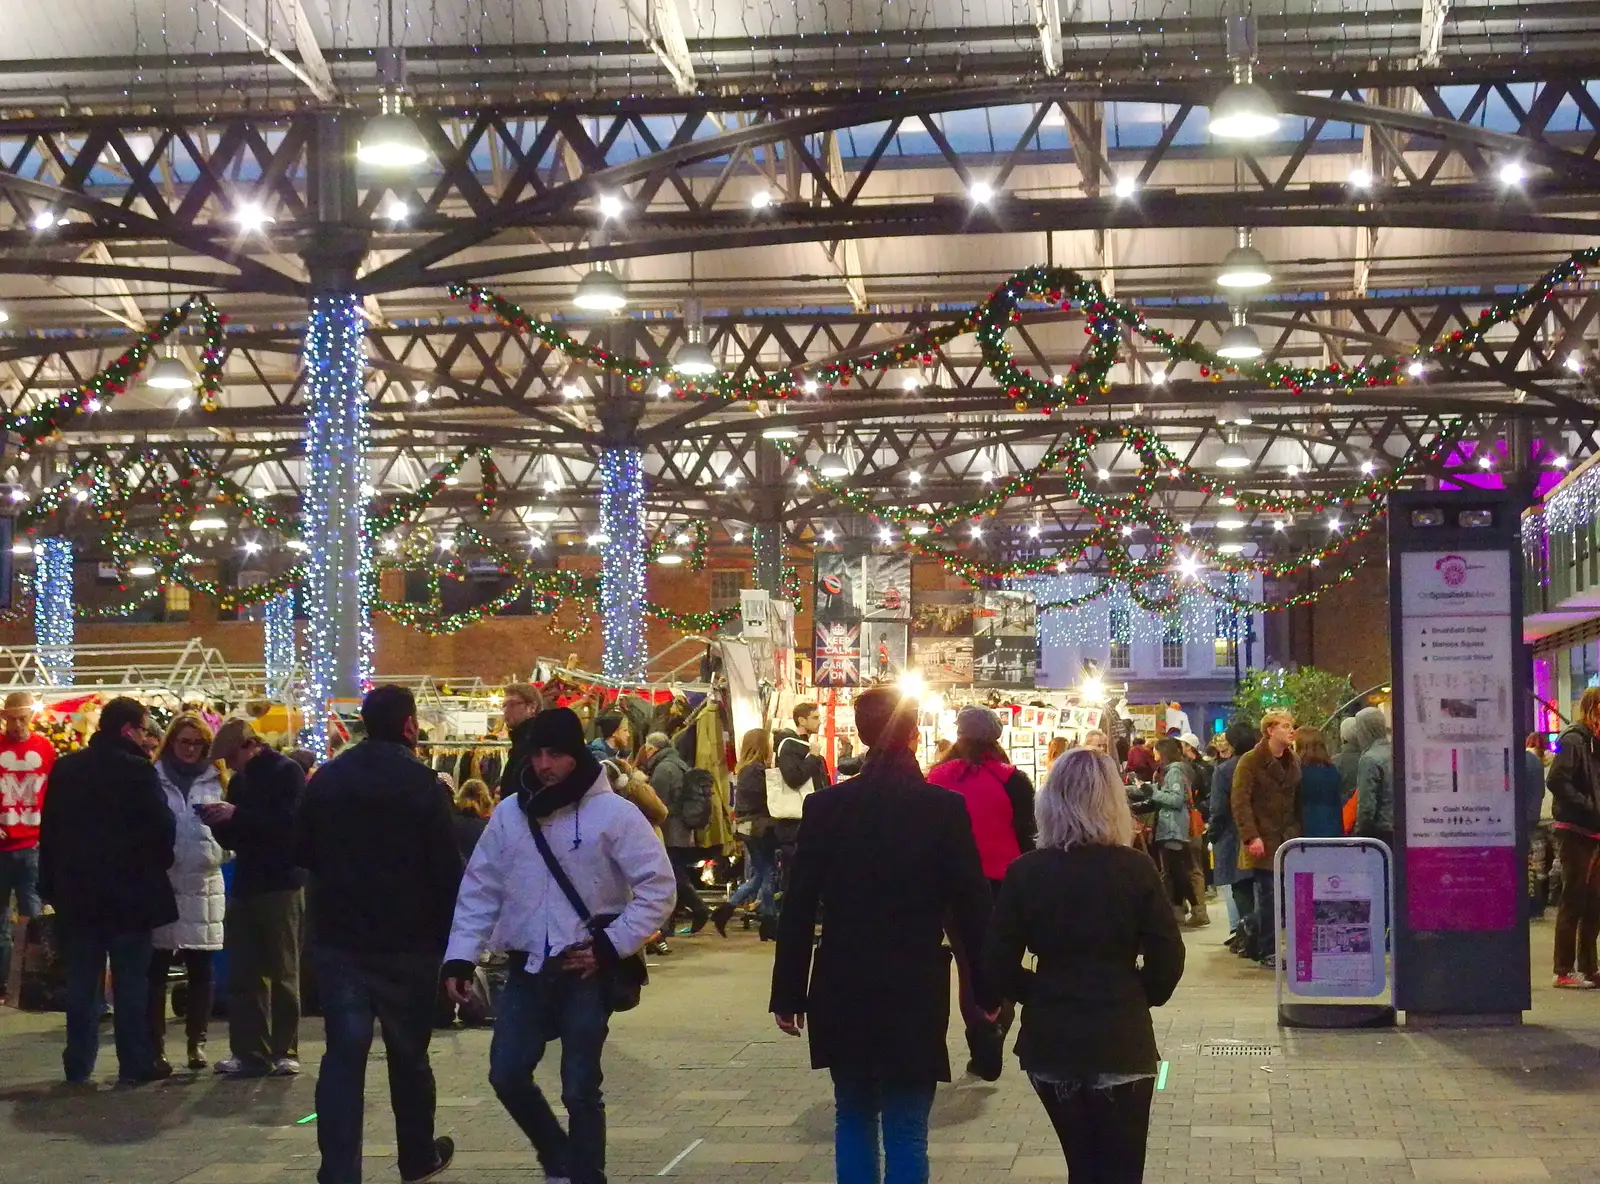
524,814,649,1013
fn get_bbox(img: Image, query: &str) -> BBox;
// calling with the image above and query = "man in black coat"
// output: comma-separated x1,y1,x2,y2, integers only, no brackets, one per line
771,686,997,1184
296,684,464,1184
199,718,307,1077
38,696,177,1085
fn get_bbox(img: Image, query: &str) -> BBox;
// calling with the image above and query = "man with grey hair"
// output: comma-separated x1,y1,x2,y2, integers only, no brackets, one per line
199,719,307,1077
641,730,712,935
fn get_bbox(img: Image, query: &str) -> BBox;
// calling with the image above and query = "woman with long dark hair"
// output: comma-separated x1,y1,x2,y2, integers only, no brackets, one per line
1150,735,1207,927
984,748,1184,1183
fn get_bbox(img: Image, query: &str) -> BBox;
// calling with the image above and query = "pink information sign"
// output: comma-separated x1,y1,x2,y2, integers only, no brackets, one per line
1406,846,1520,931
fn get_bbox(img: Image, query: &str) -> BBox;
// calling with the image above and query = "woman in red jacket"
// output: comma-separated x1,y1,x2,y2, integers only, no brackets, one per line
927,706,1036,1081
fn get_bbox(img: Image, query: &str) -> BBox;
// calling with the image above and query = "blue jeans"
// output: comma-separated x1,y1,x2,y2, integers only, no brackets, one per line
488,964,610,1184
1254,869,1277,962
727,832,778,917
0,846,40,988
60,923,154,1083
831,1072,938,1184
312,947,441,1184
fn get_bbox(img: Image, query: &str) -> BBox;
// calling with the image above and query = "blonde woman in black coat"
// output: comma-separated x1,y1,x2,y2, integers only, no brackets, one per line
983,747,1185,1183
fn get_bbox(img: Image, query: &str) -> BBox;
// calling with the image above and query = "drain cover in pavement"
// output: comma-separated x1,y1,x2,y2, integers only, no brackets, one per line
1200,1042,1280,1057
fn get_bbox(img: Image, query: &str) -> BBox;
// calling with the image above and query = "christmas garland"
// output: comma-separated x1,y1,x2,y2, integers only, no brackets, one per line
450,248,1599,409
6,296,228,446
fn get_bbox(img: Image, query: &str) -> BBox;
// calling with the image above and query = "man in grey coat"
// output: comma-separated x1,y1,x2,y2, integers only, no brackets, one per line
644,735,710,933
1350,707,1393,850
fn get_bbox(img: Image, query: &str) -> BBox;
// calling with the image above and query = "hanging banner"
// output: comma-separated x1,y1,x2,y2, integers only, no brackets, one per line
740,588,772,639
974,590,1039,689
814,620,863,687
911,588,974,686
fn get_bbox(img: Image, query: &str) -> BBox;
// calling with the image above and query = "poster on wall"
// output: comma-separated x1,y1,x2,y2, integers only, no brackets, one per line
973,590,1039,688
1398,550,1518,932
912,589,974,637
912,636,973,685
863,623,909,681
815,550,865,622
814,621,863,687
864,553,912,620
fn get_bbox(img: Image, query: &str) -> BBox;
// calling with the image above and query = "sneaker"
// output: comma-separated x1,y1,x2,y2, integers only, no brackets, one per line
213,1057,268,1078
270,1057,301,1077
401,1136,455,1183
1553,973,1596,989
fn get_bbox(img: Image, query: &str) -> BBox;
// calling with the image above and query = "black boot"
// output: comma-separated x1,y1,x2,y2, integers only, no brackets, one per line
965,1022,1004,1082
712,903,735,938
758,915,778,942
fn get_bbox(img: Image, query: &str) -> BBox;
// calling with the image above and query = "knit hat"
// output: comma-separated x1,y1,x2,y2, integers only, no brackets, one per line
956,705,1003,744
526,706,589,761
595,712,624,740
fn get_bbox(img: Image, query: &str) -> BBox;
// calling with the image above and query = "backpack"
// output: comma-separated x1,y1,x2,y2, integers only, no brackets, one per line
673,767,715,830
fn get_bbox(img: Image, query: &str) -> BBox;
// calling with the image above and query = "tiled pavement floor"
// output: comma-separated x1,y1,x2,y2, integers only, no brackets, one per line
3,913,1598,1184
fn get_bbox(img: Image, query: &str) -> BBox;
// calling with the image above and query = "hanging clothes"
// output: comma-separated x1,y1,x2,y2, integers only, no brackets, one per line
694,704,735,853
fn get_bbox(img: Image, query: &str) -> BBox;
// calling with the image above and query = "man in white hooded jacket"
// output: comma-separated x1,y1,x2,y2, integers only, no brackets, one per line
443,707,674,1184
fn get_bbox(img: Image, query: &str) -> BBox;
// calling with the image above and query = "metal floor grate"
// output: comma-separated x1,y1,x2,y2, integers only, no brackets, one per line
1199,1042,1280,1057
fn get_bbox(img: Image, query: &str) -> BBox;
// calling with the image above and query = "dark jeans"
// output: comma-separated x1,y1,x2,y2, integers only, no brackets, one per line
831,1072,937,1184
147,947,214,1057
667,850,710,924
61,923,154,1083
1158,843,1200,912
0,846,40,989
313,947,442,1184
226,888,304,1069
488,963,610,1184
1031,1075,1155,1184
1554,829,1600,977
1253,869,1277,962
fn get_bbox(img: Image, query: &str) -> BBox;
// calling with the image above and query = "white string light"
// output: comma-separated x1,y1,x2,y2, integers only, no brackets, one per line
33,538,73,686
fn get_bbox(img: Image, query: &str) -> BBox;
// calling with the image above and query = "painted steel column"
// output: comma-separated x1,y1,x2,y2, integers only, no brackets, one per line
751,441,785,595
300,112,372,751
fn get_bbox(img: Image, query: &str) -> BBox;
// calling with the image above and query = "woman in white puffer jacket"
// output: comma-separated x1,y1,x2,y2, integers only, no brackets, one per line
147,712,229,1072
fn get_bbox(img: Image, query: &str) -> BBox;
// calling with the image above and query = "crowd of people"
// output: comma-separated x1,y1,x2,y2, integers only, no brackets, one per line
3,675,1598,1184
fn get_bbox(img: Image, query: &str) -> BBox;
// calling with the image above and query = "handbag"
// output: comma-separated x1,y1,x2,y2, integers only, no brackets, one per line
767,737,814,820
525,812,650,1013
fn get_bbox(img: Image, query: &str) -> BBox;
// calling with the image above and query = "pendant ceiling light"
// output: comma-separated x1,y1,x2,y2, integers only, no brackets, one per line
1209,17,1281,141
1217,228,1272,289
573,266,627,311
357,11,429,172
817,440,850,478
1215,430,1252,470
145,350,195,391
1216,305,1264,360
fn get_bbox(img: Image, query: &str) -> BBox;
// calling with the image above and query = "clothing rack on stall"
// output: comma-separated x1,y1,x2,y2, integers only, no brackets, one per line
416,738,512,792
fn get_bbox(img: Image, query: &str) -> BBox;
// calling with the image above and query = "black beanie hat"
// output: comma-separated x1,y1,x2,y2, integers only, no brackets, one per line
526,706,588,762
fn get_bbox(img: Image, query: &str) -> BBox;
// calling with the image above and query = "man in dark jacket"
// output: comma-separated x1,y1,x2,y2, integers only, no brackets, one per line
646,737,711,933
38,696,177,1085
498,683,543,801
199,719,307,1078
296,684,463,1184
771,686,997,1184
1546,687,1600,988
1208,721,1262,955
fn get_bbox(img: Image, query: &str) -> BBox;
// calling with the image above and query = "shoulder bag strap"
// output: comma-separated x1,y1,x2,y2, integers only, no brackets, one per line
525,807,595,926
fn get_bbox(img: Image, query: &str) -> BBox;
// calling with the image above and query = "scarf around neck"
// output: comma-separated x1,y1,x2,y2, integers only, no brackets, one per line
519,748,603,820
161,751,209,797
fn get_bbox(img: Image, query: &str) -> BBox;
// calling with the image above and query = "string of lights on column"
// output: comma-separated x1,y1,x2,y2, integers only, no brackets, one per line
33,538,74,686
300,295,373,754
599,447,647,680
264,590,298,696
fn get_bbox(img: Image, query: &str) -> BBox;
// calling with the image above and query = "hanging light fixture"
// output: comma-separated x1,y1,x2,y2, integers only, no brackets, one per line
1217,401,1253,426
356,9,430,173
1215,306,1264,360
145,348,195,391
573,266,627,311
1217,228,1272,289
1215,429,1252,470
673,293,718,376
1209,17,1280,141
817,437,850,478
